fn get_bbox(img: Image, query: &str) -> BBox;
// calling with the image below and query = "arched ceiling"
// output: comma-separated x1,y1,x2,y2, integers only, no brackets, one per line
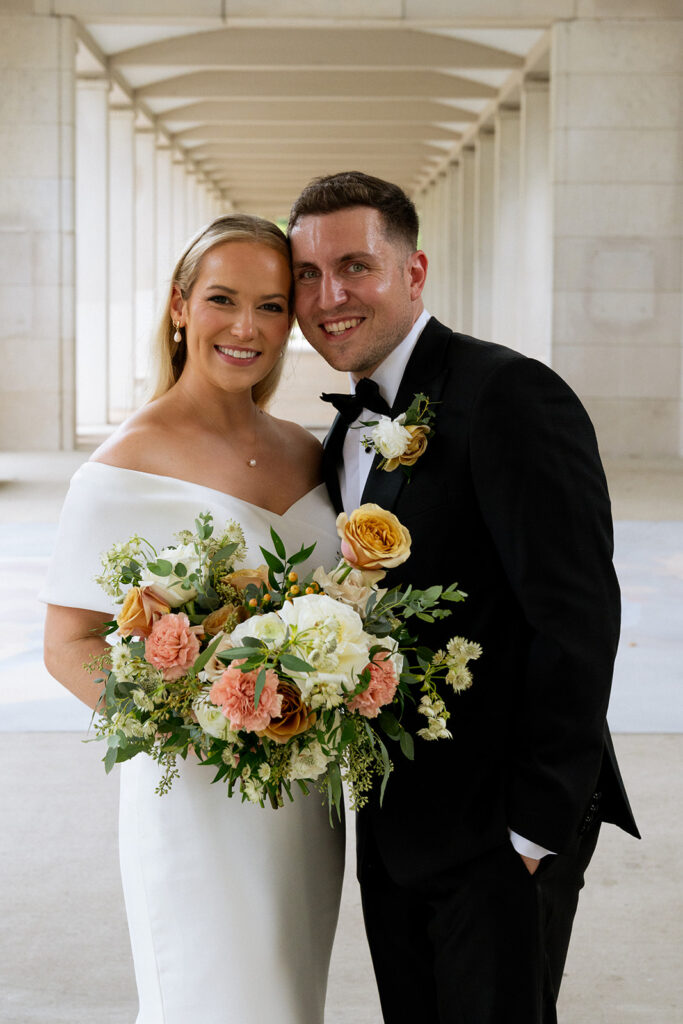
74,15,549,219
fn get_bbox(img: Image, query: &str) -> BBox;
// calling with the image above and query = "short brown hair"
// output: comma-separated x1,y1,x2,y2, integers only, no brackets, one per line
149,213,292,407
288,171,419,251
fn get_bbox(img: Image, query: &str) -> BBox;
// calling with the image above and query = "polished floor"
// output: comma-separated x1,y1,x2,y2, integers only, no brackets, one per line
1,452,682,1023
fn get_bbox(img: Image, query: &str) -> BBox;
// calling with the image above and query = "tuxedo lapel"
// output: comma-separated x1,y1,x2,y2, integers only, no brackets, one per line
360,318,453,512
321,413,346,515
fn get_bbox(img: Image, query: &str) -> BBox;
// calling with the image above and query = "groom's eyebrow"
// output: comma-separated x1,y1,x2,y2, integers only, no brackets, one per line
292,251,373,270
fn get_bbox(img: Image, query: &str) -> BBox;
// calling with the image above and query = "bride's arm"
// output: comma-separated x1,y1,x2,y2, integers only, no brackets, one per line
44,605,113,712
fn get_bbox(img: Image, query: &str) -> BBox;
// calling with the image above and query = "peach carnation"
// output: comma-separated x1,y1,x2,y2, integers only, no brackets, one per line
144,612,201,680
209,661,283,733
348,650,400,718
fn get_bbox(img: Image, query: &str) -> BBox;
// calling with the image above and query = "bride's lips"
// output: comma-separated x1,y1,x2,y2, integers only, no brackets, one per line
215,344,262,366
320,317,365,339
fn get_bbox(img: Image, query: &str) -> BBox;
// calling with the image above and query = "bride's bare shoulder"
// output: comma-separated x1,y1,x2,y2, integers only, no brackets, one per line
90,399,179,475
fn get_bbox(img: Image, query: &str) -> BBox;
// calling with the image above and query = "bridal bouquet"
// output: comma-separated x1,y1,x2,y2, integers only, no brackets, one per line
91,504,481,817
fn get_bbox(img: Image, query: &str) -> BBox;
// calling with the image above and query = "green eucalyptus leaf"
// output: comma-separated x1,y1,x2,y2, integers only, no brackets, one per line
270,527,286,560
287,542,317,567
260,547,284,574
253,667,266,710
399,729,415,760
279,653,314,674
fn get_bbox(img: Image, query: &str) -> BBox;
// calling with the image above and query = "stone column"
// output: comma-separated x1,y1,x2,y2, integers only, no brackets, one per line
518,78,552,364
456,147,476,336
492,107,521,350
434,172,451,326
108,105,136,422
155,141,174,306
171,155,188,258
446,162,461,331
0,15,76,449
473,129,495,342
134,127,157,403
550,17,683,457
75,75,109,431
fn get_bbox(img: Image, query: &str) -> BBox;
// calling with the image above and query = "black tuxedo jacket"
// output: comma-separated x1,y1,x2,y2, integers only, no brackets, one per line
322,318,639,886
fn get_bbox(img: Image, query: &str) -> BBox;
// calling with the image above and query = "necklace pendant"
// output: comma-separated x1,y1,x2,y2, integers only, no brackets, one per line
247,458,257,468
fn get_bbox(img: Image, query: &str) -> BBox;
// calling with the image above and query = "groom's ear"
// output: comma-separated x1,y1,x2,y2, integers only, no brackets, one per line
407,250,428,301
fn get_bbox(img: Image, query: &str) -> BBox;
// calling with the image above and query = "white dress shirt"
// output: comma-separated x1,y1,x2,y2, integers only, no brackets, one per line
335,308,554,863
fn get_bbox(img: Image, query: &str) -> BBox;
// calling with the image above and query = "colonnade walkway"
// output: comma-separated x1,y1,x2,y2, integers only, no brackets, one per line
1,452,682,1023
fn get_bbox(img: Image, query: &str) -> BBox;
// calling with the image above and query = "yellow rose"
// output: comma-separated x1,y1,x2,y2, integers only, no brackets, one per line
222,565,271,594
336,504,411,570
384,424,430,472
117,586,171,638
258,682,316,743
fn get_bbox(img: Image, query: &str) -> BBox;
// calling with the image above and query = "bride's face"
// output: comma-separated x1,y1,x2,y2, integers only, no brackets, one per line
172,240,291,395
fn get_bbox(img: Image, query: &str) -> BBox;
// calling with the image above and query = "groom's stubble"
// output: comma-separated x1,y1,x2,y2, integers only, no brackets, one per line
290,206,427,379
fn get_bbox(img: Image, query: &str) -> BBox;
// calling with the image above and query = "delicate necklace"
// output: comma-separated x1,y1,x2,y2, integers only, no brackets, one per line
245,408,264,468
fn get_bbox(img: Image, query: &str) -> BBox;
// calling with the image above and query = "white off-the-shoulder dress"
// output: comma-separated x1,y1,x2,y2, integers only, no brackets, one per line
41,462,345,1024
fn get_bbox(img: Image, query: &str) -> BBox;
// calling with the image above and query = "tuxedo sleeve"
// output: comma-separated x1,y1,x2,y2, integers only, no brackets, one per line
469,356,620,853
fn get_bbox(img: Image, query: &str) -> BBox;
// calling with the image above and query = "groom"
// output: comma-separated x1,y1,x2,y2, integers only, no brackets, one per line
288,171,638,1023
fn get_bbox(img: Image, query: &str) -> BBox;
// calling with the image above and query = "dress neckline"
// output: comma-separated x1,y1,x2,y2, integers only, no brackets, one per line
84,462,328,521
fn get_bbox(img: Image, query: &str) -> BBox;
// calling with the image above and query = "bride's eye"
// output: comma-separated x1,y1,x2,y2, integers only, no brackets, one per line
260,302,285,313
208,294,232,305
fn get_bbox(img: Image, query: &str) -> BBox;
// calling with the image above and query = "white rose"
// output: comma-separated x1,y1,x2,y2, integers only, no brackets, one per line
312,565,386,617
140,542,201,607
193,693,239,742
289,738,334,781
278,593,372,689
370,416,411,460
229,612,287,650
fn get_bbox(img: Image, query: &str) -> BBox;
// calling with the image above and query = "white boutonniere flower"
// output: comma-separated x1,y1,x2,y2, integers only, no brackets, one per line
361,393,436,477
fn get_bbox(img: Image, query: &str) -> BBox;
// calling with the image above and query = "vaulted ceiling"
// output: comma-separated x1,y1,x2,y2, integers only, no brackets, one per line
75,18,548,219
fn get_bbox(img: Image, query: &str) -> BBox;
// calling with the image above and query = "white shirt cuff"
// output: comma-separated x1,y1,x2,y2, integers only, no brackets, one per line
508,829,556,860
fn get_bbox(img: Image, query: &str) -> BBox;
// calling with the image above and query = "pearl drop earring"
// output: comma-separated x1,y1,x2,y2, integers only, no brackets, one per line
173,321,182,344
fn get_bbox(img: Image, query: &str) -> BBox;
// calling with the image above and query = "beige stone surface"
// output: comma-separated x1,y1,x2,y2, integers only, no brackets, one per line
0,732,679,1023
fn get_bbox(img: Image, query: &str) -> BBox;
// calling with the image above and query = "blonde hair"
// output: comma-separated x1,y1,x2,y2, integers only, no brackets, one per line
149,214,292,406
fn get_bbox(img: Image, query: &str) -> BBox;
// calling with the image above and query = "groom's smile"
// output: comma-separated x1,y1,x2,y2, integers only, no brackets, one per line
290,206,427,378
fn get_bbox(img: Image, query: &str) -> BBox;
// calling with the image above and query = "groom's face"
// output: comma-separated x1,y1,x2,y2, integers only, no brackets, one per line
290,206,425,378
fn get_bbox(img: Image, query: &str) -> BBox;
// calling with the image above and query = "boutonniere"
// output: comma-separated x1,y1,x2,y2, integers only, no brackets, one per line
361,393,436,477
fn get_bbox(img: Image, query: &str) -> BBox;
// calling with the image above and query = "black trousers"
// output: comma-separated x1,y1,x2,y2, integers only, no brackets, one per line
359,824,601,1024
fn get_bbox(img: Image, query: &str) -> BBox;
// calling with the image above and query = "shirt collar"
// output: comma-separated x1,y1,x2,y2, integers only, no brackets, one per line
349,308,431,409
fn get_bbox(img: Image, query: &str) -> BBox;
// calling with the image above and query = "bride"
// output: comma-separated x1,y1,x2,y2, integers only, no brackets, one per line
42,214,345,1024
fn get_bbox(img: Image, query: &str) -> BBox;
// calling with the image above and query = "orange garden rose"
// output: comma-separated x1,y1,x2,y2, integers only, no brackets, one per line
222,565,271,594
117,586,171,638
258,682,316,744
383,424,430,472
336,504,411,570
202,603,248,637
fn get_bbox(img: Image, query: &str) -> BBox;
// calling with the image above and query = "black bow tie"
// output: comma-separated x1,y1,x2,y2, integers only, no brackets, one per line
321,377,391,426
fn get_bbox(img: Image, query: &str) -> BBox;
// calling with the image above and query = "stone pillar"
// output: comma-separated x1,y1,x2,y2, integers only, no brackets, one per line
155,141,174,306
0,15,76,450
446,162,460,331
473,129,495,342
550,18,683,457
75,75,109,431
518,79,552,364
456,147,476,336
434,172,451,326
171,156,188,258
492,107,521,350
108,105,136,422
134,127,157,403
